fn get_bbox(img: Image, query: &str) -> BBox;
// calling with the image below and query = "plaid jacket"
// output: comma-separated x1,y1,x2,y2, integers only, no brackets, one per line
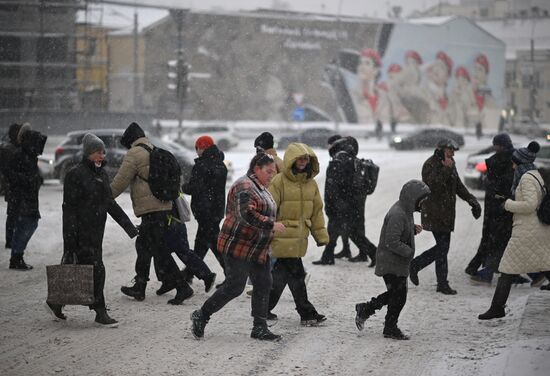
218,173,276,264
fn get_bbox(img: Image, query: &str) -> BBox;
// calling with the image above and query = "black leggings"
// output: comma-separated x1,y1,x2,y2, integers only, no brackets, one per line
367,274,408,328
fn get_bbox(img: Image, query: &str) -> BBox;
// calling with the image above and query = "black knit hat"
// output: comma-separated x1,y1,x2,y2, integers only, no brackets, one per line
254,132,274,150
512,141,540,165
492,133,513,148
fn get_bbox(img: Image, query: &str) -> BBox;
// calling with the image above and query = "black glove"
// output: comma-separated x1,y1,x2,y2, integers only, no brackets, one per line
470,199,482,219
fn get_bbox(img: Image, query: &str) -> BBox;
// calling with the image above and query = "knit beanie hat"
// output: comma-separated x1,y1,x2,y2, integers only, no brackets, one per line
254,132,274,150
512,141,540,165
195,135,214,150
120,122,145,149
82,133,105,156
492,133,513,149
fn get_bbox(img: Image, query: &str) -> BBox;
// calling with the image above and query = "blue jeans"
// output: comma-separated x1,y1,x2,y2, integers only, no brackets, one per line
411,232,452,287
11,215,38,257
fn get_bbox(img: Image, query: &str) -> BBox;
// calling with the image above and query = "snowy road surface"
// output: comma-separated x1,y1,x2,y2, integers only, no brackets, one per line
1,135,548,376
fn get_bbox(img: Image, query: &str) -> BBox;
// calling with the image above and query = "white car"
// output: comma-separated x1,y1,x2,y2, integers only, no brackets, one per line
177,124,239,151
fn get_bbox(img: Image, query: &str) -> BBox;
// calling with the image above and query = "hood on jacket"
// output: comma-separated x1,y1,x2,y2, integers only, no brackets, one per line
21,130,47,157
331,137,356,157
200,144,225,161
121,122,145,149
282,142,319,181
17,123,31,145
399,179,430,214
8,123,22,145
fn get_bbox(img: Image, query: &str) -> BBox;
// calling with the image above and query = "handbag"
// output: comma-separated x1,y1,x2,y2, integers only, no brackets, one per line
527,173,550,225
175,193,192,222
46,253,94,305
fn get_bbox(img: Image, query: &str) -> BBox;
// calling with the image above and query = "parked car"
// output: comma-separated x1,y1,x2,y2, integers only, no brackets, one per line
389,128,465,150
276,127,334,150
176,124,239,151
54,129,195,184
464,143,550,190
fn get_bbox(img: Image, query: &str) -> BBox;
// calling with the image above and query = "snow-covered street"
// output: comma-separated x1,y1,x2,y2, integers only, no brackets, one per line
1,135,548,376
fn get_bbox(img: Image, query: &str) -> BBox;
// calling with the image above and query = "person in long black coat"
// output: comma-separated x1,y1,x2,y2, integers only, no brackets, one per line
6,127,45,270
466,133,515,283
1,123,23,249
46,134,138,327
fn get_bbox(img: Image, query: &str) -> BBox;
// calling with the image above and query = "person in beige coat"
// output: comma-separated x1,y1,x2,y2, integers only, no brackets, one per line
479,142,550,320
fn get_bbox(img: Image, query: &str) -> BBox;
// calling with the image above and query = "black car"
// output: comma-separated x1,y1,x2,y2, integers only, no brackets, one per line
276,128,335,150
389,128,465,150
54,129,194,184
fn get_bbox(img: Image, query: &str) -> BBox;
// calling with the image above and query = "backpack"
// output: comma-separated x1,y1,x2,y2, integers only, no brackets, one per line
138,143,181,202
353,158,380,196
527,173,550,225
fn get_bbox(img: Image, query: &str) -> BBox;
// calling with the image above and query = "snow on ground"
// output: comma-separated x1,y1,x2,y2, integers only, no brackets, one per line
1,134,547,376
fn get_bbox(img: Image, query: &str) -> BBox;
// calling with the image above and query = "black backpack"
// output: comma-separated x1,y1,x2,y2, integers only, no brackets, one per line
353,158,380,196
527,173,550,225
138,143,181,202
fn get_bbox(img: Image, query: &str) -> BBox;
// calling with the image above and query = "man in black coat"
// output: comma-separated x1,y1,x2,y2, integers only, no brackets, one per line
1,123,23,249
182,135,228,280
314,137,377,265
466,133,515,283
6,127,46,270
409,139,481,295
48,133,138,326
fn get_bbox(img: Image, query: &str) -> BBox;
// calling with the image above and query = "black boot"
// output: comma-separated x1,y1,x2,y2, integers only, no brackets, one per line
251,323,282,341
94,307,118,328
202,273,217,293
355,302,375,331
312,258,334,265
478,306,505,320
334,249,351,259
44,301,66,321
349,253,369,263
367,245,377,268
167,280,194,305
383,326,409,340
436,283,457,295
300,313,327,327
9,255,33,271
478,274,511,320
156,280,177,296
409,263,419,286
120,277,147,301
181,268,194,285
190,309,209,339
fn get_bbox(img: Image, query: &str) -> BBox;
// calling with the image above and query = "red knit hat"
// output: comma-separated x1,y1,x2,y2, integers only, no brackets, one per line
195,135,214,150
455,66,470,81
360,48,382,68
405,50,423,65
388,63,402,74
475,54,489,73
436,51,453,74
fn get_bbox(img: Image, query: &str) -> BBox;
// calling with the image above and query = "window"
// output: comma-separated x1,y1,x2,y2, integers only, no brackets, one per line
37,37,68,62
0,37,21,61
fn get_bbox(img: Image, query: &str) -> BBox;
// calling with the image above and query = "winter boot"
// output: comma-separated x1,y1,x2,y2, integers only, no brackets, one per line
156,280,177,296
181,268,194,285
44,301,66,321
409,264,419,286
300,313,327,327
436,284,457,295
9,255,33,271
348,253,369,263
94,307,119,328
120,277,147,301
190,309,209,339
478,305,505,320
334,248,351,259
267,312,278,321
202,273,217,293
367,245,377,268
167,280,194,305
355,302,376,331
383,326,410,340
251,324,282,341
312,258,334,265
470,268,493,285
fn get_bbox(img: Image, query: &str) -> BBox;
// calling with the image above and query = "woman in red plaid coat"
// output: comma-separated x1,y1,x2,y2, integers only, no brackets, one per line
190,153,286,341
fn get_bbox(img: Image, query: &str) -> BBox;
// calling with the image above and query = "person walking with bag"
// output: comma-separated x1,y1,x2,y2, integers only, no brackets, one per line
355,180,430,340
479,142,550,320
268,143,329,325
45,134,138,326
190,153,286,340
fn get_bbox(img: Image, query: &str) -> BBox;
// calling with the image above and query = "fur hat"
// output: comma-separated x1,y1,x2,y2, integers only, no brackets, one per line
195,135,214,150
82,133,105,156
512,141,540,165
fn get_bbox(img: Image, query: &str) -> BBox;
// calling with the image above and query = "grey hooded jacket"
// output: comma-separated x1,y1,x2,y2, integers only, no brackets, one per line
375,180,430,277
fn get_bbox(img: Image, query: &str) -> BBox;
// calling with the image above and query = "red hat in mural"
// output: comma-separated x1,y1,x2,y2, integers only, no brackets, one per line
436,51,453,74
475,54,489,73
405,50,423,65
387,63,402,73
455,66,470,81
360,48,382,67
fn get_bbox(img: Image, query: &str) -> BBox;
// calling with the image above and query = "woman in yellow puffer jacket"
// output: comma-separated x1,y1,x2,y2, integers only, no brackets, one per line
267,142,330,326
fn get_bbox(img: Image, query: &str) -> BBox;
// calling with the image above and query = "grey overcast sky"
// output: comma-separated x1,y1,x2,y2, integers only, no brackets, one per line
92,0,460,29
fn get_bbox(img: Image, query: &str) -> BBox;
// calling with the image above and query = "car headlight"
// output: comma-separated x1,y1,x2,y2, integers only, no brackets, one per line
393,137,402,143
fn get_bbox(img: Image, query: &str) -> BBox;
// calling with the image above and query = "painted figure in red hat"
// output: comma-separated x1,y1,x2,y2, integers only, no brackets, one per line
449,66,477,128
423,51,453,125
384,63,409,130
471,53,496,134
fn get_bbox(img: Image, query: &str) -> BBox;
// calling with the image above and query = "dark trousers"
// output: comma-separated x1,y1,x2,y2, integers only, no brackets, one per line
491,271,550,309
165,220,212,280
194,220,225,270
202,255,272,326
412,231,451,286
134,211,185,284
321,217,376,261
5,200,17,247
367,274,408,328
76,252,106,310
11,215,38,257
268,258,318,319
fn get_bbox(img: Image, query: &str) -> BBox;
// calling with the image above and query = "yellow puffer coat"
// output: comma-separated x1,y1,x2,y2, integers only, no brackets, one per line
269,143,329,258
